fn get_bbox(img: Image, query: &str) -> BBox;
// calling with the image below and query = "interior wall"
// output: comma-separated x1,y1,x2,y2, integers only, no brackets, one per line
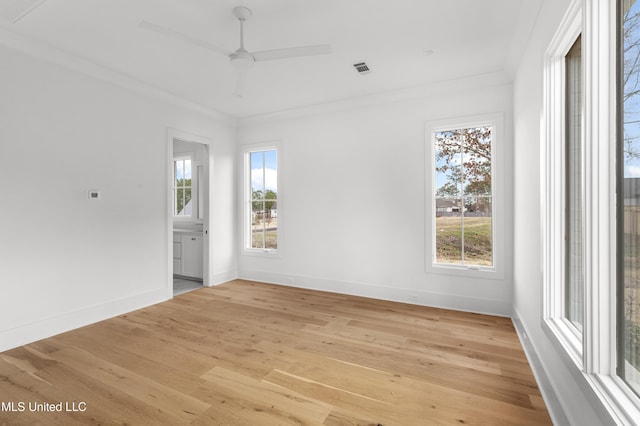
512,0,612,424
0,45,237,352
237,82,514,316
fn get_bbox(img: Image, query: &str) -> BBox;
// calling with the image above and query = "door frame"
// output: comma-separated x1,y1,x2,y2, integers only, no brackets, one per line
167,128,214,297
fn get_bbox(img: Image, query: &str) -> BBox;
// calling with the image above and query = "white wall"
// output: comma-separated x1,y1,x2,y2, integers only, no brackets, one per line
0,45,237,352
512,0,614,424
237,81,514,316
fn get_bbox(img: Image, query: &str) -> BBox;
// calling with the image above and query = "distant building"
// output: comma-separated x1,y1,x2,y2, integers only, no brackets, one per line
436,199,461,214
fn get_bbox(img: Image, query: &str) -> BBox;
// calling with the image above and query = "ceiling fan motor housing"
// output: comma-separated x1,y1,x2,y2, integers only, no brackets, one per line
233,6,252,21
231,49,254,70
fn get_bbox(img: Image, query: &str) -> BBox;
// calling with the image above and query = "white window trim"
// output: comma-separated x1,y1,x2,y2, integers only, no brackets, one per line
425,112,504,279
541,0,584,367
542,0,640,423
240,141,282,258
173,153,195,220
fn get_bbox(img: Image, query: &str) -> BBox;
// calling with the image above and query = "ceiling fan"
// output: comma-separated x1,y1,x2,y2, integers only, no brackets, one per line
140,6,332,97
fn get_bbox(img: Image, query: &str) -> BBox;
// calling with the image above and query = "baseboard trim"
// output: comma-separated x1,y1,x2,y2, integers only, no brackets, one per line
210,269,238,286
0,288,168,353
238,269,511,317
512,308,570,425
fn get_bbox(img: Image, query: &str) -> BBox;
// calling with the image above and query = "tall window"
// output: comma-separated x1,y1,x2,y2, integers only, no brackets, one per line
246,148,278,251
433,125,494,268
541,0,584,363
565,35,584,331
619,0,640,397
542,0,640,420
173,156,192,217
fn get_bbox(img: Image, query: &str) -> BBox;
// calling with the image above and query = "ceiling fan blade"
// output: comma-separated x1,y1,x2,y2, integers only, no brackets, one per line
139,20,231,57
233,70,248,98
252,44,332,62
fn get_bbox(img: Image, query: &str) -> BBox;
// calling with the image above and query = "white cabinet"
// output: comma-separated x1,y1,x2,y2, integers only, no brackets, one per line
181,234,203,278
172,231,203,279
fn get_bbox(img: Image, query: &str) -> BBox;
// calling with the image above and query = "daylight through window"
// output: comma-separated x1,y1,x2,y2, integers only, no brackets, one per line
247,149,278,251
433,126,493,267
173,157,192,217
619,0,640,396
565,35,584,331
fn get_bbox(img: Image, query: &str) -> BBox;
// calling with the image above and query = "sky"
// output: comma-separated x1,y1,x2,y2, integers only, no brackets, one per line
251,149,278,192
175,158,191,181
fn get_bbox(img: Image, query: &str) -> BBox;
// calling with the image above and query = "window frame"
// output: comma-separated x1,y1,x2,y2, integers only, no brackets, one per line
541,0,585,366
173,154,195,220
425,113,504,279
542,0,640,422
241,142,281,257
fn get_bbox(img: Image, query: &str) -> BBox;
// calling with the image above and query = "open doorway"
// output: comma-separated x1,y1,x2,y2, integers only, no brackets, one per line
167,129,213,297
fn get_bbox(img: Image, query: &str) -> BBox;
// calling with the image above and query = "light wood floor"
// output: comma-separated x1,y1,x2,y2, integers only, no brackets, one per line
0,280,551,425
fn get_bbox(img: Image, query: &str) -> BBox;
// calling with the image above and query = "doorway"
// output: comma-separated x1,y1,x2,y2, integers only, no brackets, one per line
167,129,213,297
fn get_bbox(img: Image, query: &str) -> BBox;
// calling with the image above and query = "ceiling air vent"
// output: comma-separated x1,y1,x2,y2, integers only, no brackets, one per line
353,62,371,75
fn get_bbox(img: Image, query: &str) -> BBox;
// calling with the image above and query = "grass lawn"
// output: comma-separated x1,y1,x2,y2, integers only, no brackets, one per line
251,230,278,249
435,216,492,266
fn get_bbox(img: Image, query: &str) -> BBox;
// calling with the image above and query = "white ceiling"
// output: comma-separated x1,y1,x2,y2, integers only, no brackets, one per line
0,0,541,119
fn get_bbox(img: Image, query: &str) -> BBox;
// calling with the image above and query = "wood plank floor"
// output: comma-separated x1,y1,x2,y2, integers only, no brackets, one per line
0,280,551,425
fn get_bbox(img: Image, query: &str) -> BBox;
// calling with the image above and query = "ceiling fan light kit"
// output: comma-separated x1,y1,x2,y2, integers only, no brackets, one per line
140,5,331,97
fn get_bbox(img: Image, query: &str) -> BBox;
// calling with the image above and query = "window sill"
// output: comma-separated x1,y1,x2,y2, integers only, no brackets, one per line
587,371,640,425
241,248,281,259
426,262,502,280
543,319,640,424
543,317,583,370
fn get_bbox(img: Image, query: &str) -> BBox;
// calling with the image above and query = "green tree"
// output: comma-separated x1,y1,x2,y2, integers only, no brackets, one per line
435,127,491,196
264,189,277,212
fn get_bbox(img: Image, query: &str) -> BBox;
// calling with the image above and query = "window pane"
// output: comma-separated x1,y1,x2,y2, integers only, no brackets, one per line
247,149,278,251
620,0,640,395
565,35,584,330
463,127,492,196
175,160,184,183
265,149,278,191
251,201,265,249
433,125,493,267
265,213,278,250
251,151,265,195
176,188,185,216
184,159,192,180
183,187,192,216
464,197,493,266
435,131,462,196
435,198,463,264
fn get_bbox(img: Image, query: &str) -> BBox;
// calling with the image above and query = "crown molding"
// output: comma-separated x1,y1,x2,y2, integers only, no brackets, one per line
237,70,512,127
0,24,237,127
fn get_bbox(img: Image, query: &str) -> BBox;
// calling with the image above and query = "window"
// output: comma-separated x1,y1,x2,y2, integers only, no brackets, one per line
619,0,640,398
565,35,584,332
173,156,192,217
541,0,584,362
429,118,497,271
244,146,279,253
542,0,640,421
